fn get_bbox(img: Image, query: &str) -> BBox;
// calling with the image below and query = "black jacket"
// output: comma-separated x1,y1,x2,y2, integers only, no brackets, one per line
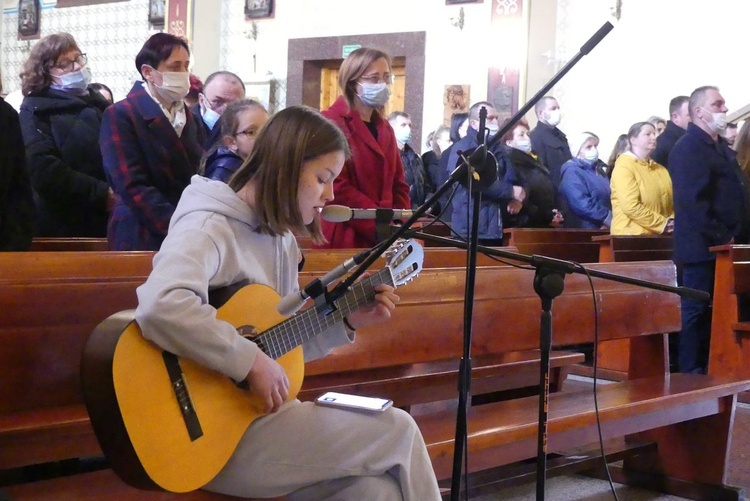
19,88,111,237
191,103,221,151
652,120,686,169
501,146,557,228
529,121,572,188
0,98,35,250
400,144,433,209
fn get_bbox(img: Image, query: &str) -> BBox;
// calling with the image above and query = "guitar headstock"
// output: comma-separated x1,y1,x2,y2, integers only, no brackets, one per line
384,238,424,287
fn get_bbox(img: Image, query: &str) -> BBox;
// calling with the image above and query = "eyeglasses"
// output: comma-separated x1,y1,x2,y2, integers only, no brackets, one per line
235,128,258,139
52,53,87,73
358,73,394,85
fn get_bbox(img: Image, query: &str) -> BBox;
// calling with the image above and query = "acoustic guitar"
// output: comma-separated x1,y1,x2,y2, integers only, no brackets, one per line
81,239,424,493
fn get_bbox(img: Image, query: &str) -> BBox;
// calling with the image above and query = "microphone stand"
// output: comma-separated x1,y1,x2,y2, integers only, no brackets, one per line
323,21,617,501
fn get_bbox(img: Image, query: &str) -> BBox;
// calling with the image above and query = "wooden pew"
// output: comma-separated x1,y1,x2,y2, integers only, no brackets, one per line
299,245,582,406
383,262,744,499
3,252,744,499
30,237,110,251
708,245,750,383
589,234,675,380
502,228,607,263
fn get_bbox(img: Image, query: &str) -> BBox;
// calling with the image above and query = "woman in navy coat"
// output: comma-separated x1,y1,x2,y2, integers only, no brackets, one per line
100,33,202,250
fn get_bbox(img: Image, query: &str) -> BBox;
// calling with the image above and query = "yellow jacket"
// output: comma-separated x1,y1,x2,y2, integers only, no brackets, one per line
610,153,673,235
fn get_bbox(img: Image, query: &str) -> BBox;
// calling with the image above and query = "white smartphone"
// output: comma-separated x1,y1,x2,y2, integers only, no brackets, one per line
315,392,393,412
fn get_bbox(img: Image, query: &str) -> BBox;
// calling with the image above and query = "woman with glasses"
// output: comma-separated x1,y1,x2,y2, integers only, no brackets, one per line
201,99,270,183
317,47,411,248
18,32,113,237
100,33,203,250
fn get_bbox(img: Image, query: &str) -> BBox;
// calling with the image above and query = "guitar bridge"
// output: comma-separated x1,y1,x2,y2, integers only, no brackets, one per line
162,352,203,441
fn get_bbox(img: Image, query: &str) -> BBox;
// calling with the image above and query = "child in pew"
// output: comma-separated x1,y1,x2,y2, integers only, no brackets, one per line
135,105,441,500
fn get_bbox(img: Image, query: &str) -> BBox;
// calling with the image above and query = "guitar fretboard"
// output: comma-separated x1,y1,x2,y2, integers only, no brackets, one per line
254,268,392,359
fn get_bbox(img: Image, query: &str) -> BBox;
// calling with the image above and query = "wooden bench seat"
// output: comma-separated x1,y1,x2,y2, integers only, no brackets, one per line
419,373,748,481
30,237,110,252
502,228,607,263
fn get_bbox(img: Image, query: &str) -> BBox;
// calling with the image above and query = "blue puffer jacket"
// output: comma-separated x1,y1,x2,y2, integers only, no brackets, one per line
558,157,612,229
204,147,244,184
448,128,516,240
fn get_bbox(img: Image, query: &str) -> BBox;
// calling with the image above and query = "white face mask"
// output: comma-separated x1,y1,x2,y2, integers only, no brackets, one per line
485,123,499,136
150,69,190,103
705,110,728,133
546,109,562,127
514,138,532,153
582,147,599,162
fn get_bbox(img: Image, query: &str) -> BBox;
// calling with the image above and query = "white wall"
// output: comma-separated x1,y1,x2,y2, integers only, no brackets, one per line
552,0,749,158
3,0,747,156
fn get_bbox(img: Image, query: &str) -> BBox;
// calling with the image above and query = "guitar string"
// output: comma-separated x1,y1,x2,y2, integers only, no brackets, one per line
258,268,392,359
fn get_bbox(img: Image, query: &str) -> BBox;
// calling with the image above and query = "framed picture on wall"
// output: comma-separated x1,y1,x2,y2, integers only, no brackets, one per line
149,0,165,25
18,0,40,39
245,0,273,19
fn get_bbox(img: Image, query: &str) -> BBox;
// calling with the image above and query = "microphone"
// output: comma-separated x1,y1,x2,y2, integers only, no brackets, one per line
277,249,371,316
321,205,416,222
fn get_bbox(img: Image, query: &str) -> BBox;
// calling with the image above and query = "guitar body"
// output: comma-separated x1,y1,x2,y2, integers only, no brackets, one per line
82,284,304,493
81,238,423,493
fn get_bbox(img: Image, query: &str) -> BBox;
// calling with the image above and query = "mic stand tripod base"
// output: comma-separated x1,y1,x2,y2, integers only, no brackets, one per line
533,268,565,501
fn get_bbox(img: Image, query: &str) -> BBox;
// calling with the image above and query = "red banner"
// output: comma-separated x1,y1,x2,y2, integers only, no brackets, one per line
165,0,192,40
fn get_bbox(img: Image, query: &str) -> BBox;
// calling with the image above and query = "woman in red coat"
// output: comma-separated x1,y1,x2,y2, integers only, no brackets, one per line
318,47,411,249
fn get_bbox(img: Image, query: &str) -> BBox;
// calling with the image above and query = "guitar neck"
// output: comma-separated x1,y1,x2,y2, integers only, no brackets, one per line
256,268,392,359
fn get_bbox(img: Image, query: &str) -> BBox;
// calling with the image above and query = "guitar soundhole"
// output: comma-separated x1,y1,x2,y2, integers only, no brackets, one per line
238,324,268,353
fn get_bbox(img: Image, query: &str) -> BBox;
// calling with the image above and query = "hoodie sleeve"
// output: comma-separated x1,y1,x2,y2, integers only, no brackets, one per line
135,229,260,383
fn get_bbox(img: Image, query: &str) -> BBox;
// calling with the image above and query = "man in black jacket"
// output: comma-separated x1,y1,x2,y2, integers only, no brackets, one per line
652,95,691,168
529,96,571,189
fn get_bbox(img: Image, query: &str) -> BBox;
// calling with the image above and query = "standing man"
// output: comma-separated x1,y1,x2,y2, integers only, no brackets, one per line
529,96,571,188
388,111,433,210
192,71,246,150
652,95,691,168
669,86,750,374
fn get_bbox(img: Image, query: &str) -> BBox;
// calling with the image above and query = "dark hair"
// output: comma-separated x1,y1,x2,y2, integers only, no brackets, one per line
204,71,246,93
228,106,350,243
449,112,468,143
89,82,114,102
337,47,391,109
20,32,80,96
668,95,689,117
135,33,190,78
499,117,530,145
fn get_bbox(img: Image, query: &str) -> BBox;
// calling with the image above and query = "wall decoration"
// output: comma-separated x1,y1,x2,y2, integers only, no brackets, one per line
18,0,40,40
149,0,166,25
446,0,483,4
245,0,273,19
443,84,469,126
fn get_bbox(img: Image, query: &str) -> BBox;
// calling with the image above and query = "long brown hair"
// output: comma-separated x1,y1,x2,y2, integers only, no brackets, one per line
736,121,750,177
20,32,80,96
228,105,350,243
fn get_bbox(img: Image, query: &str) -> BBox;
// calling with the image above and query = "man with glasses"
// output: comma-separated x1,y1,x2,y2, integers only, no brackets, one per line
192,71,246,150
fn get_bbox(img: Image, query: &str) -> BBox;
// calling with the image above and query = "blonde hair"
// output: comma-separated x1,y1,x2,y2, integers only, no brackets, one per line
228,106,350,243
337,47,391,109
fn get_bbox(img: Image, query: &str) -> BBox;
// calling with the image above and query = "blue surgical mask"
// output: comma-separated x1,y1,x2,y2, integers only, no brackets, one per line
358,82,391,108
202,106,221,130
56,67,92,92
514,138,532,153
395,126,411,144
583,147,599,162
